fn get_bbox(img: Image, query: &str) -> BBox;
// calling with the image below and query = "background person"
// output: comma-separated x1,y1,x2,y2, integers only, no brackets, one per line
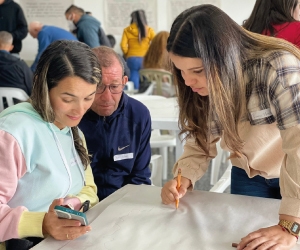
84,11,111,47
65,5,102,48
28,22,77,73
142,31,175,97
0,40,100,249
0,31,32,96
0,0,27,56
120,9,155,89
161,4,300,249
79,46,151,201
107,34,116,48
243,0,300,47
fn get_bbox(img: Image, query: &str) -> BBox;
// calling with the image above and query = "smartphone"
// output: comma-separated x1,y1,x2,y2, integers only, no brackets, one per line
54,205,88,226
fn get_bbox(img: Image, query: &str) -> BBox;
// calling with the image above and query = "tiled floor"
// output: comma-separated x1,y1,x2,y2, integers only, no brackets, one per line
154,148,230,193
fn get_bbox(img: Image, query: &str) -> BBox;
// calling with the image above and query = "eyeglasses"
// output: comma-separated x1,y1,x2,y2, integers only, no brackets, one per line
96,84,125,94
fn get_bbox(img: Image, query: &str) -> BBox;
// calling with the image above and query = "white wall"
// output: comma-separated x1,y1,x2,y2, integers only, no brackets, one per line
17,0,256,62
221,0,256,25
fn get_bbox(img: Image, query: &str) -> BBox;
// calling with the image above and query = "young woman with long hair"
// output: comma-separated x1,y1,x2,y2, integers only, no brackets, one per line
243,0,300,47
120,9,155,89
0,40,101,249
161,4,300,249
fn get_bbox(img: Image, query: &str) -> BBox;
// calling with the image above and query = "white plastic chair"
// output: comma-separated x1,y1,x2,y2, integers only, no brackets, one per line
139,82,155,95
139,69,173,96
130,95,177,180
150,129,176,180
209,141,232,193
209,165,232,193
210,141,230,185
0,87,29,112
149,154,163,186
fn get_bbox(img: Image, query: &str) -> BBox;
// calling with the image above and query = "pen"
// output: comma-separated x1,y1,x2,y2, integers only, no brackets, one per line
176,168,181,209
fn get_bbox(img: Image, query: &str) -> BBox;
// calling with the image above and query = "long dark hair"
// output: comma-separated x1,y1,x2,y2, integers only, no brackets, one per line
167,4,300,154
243,0,298,35
30,40,101,168
131,9,147,41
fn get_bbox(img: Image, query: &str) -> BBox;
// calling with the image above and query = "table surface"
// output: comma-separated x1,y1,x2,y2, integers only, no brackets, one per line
133,96,179,124
33,184,300,250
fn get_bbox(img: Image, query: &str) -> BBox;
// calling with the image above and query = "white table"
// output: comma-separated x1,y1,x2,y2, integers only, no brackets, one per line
131,95,183,160
33,185,300,250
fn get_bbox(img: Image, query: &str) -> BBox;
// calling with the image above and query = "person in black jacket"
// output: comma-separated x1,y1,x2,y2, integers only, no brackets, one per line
0,31,33,96
0,0,28,55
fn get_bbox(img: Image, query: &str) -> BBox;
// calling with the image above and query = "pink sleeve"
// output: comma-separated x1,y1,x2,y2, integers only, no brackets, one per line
0,130,28,241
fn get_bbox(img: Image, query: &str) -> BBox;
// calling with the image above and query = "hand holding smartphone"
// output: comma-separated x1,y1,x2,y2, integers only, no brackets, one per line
54,205,88,226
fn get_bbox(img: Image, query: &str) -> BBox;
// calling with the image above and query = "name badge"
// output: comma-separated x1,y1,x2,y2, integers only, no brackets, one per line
251,108,272,120
114,153,134,161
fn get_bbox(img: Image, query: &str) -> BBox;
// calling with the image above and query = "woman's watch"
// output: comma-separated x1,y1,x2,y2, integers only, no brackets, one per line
278,219,300,238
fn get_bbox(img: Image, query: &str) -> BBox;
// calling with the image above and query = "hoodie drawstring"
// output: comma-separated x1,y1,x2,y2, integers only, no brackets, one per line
50,124,85,197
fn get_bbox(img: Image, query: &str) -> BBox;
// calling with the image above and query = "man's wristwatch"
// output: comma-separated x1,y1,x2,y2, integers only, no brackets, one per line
278,219,300,238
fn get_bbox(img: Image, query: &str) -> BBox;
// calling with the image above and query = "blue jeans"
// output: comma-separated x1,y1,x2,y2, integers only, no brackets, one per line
126,56,143,89
231,166,281,199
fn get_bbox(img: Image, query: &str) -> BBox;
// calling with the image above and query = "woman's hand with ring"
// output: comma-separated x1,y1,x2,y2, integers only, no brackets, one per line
42,199,91,240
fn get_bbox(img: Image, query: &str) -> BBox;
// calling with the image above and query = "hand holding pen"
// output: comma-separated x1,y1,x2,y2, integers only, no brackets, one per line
161,168,191,207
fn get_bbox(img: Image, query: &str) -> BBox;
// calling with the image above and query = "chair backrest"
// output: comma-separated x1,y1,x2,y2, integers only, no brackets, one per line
0,87,29,112
149,154,163,186
139,69,173,96
209,140,232,193
139,82,155,95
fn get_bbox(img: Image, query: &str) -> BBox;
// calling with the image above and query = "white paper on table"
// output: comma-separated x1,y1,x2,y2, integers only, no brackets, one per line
33,185,300,250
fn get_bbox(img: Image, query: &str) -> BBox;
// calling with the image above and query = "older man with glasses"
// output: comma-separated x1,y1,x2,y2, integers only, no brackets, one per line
79,46,152,201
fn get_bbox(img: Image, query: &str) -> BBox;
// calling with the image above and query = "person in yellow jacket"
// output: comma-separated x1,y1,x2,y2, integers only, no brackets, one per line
120,9,155,89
